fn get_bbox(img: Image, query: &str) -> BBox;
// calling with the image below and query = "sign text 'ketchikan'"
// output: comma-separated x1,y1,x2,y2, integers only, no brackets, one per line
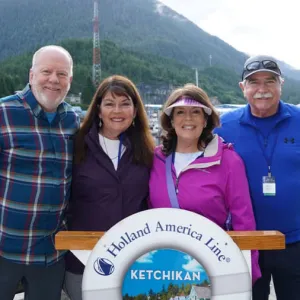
130,270,201,281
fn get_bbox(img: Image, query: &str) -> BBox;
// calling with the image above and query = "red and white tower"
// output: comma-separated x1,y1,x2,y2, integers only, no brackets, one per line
92,0,101,87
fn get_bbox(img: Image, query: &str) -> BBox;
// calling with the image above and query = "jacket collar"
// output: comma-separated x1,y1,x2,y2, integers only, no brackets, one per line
85,121,132,178
86,120,131,150
189,134,223,169
17,84,68,121
155,135,225,170
239,101,291,126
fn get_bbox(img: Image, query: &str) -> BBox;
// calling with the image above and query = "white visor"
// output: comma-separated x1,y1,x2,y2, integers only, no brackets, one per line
164,98,212,116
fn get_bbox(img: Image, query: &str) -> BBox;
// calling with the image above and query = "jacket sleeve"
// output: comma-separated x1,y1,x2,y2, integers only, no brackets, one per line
225,151,255,231
224,150,261,284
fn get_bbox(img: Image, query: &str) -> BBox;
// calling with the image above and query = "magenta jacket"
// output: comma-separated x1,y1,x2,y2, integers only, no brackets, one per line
149,135,261,283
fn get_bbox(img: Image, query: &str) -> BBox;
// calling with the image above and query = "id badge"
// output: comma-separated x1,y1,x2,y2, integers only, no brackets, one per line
262,176,276,196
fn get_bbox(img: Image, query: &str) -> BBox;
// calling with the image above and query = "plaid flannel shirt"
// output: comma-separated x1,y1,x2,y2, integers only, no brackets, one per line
0,85,79,265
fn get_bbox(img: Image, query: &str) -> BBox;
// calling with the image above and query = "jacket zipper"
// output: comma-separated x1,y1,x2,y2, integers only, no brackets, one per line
174,168,190,194
175,176,179,194
159,152,208,195
174,164,205,194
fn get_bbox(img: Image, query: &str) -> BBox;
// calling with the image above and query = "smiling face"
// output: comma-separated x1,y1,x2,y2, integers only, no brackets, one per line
172,106,206,151
239,72,282,117
99,91,137,139
29,48,72,112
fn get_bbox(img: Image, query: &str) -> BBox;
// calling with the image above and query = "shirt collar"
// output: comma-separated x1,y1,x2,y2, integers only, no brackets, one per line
239,101,290,125
17,84,68,121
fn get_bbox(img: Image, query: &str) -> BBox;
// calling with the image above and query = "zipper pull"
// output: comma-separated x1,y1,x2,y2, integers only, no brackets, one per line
175,177,179,194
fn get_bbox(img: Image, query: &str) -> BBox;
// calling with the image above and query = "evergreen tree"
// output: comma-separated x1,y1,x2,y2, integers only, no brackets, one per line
82,76,96,106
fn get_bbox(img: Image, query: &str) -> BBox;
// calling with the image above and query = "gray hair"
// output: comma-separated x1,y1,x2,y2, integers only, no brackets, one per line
31,45,73,76
242,75,284,86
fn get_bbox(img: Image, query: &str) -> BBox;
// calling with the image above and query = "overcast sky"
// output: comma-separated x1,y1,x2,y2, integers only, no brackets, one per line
159,0,300,69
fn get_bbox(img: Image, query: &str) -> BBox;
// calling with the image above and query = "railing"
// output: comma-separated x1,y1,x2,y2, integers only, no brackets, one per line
55,230,285,250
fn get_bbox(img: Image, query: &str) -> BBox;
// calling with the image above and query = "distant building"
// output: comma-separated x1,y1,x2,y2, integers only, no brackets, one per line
169,295,187,300
137,83,176,105
210,96,221,106
66,93,82,105
214,104,246,115
188,285,211,300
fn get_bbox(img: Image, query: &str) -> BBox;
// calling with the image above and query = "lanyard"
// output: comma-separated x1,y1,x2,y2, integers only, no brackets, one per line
165,151,232,230
118,133,124,165
166,151,205,208
255,127,279,176
165,154,180,208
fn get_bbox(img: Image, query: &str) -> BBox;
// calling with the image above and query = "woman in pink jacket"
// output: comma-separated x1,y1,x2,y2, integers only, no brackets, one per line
149,84,261,283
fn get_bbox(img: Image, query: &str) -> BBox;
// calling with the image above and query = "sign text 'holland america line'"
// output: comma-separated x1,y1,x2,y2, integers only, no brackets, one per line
106,221,230,262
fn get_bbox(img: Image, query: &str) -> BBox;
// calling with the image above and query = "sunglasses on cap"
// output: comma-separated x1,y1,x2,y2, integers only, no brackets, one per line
242,60,281,80
246,60,280,72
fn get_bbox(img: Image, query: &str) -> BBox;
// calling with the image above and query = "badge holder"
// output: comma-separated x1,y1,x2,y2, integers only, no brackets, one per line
263,174,276,196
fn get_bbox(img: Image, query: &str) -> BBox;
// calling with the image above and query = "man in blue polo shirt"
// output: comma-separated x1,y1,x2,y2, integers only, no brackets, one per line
215,55,300,300
0,45,79,300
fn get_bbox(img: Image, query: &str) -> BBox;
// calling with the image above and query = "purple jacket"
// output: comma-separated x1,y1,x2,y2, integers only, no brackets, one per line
149,135,261,283
65,122,150,274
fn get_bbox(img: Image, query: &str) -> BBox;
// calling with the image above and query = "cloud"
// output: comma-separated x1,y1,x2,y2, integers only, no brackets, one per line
159,0,300,69
182,254,205,272
136,250,158,263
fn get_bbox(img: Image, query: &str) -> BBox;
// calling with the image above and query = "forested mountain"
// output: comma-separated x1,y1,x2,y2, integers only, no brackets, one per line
0,39,246,104
1,39,300,105
1,0,299,80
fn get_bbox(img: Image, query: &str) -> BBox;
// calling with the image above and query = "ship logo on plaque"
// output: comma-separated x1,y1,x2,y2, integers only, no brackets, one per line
94,257,115,276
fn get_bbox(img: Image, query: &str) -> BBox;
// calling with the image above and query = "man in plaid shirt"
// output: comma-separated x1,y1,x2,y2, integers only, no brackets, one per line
0,45,79,300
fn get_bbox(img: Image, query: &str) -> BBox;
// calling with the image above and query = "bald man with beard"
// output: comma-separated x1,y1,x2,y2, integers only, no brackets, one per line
0,45,79,300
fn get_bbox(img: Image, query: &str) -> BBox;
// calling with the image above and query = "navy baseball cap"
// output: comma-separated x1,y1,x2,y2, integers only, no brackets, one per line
242,55,281,80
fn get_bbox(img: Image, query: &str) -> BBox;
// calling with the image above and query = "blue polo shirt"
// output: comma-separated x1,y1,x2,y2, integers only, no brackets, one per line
215,102,300,243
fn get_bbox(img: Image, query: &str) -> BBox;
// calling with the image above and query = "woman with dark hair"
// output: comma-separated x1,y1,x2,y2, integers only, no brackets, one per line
149,84,261,283
64,75,155,300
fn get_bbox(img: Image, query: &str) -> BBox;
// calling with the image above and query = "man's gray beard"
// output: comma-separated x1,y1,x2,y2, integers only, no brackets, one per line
33,86,69,112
